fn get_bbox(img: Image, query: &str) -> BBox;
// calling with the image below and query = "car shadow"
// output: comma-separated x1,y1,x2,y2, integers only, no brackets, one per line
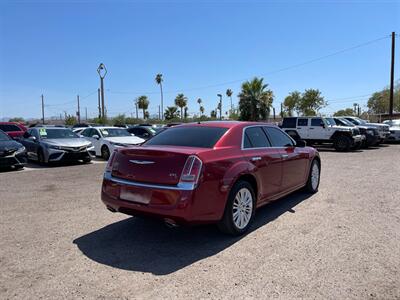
73,191,313,275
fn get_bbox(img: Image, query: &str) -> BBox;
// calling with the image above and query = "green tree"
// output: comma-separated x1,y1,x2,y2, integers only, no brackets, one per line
155,74,164,119
333,108,355,116
65,115,77,126
210,110,217,119
8,117,25,123
197,98,202,115
164,106,179,120
238,77,274,121
137,95,149,119
297,89,326,116
112,114,126,126
200,105,205,116
283,91,301,116
174,93,188,120
367,81,400,114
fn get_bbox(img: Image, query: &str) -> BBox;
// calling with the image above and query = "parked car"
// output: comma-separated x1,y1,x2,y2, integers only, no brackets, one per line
342,117,390,144
0,122,27,140
281,117,363,151
0,129,27,169
80,126,145,160
127,125,158,140
330,117,380,147
101,121,320,235
20,127,95,165
383,119,400,142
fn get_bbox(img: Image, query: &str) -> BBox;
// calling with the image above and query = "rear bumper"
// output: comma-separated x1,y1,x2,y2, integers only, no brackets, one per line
101,172,204,224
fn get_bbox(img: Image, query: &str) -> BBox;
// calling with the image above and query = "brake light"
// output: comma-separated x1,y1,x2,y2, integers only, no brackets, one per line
105,151,116,172
179,155,203,184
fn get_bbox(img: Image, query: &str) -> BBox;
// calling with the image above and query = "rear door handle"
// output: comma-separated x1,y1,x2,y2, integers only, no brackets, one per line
251,156,262,161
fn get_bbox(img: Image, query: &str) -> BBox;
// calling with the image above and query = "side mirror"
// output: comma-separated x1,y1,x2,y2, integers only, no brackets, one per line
296,140,306,147
28,136,37,142
92,135,100,140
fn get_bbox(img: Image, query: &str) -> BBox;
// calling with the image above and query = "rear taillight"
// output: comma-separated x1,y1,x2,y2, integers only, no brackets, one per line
105,151,116,172
179,155,203,184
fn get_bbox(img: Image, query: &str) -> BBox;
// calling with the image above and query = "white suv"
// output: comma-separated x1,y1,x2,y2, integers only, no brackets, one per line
281,117,363,151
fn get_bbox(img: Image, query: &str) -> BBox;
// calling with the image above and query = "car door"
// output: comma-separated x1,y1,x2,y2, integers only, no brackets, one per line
241,126,284,202
83,128,101,155
296,118,309,139
307,118,327,140
264,126,309,191
21,129,39,159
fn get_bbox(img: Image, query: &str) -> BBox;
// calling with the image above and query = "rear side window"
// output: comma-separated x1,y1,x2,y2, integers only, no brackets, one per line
145,126,228,148
297,118,308,126
311,118,323,127
0,124,22,132
264,127,294,147
243,127,271,148
282,118,296,128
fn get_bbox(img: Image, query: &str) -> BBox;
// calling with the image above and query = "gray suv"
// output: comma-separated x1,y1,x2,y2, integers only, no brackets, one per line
21,127,95,164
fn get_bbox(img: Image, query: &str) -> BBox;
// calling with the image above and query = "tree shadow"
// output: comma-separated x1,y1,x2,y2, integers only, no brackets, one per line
73,191,313,275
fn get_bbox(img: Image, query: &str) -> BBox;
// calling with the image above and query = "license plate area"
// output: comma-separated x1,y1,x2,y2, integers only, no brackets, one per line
120,187,151,204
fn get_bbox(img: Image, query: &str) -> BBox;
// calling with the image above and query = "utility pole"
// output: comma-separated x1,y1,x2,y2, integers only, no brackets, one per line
135,100,138,119
217,94,222,120
77,95,81,123
158,105,161,120
280,103,283,118
273,107,276,120
85,107,88,121
97,88,101,119
41,94,45,124
357,105,361,117
389,31,395,117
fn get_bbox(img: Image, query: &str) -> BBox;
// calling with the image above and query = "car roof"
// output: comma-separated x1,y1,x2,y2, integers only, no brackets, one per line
173,121,277,129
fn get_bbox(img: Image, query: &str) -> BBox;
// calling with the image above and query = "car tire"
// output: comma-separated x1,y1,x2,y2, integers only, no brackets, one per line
82,157,92,163
305,159,320,193
333,135,351,151
37,149,46,165
101,145,110,160
218,181,256,235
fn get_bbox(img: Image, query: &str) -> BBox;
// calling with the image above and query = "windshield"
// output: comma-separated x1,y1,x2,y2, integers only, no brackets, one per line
337,118,355,127
100,128,131,137
325,118,336,126
38,128,79,139
145,126,228,148
0,130,11,141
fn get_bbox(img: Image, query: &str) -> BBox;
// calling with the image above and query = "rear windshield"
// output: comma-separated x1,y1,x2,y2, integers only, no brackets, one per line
144,126,228,148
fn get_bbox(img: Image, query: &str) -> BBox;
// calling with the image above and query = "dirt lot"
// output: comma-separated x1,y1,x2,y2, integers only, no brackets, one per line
1,145,399,299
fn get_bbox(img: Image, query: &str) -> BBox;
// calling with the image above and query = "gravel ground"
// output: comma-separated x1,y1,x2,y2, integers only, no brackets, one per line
1,145,399,299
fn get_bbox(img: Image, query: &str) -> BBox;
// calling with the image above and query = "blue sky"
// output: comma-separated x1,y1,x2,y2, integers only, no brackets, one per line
0,0,399,120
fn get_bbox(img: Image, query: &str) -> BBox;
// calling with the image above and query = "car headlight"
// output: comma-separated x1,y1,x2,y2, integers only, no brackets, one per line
366,129,374,135
15,146,26,154
48,145,62,150
110,142,127,147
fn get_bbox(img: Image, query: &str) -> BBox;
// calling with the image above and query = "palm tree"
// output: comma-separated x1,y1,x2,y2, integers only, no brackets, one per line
200,106,205,116
174,93,188,120
164,106,179,120
238,77,274,121
197,98,202,115
226,89,233,115
137,95,149,119
155,74,164,120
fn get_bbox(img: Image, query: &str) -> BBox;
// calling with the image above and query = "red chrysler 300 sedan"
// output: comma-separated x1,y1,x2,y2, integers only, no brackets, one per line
101,121,320,235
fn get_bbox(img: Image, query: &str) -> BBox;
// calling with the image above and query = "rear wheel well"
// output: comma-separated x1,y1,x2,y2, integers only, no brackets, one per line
234,174,258,201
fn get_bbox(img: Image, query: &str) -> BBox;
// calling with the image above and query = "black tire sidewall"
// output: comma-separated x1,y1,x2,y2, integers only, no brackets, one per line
101,145,110,160
334,135,351,151
306,159,320,193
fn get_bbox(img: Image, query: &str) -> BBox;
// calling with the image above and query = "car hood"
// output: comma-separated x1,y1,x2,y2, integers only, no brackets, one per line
104,136,145,145
0,140,24,151
366,122,389,129
41,138,92,147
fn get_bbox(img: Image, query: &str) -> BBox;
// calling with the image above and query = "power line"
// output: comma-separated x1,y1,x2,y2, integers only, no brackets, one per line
108,35,390,96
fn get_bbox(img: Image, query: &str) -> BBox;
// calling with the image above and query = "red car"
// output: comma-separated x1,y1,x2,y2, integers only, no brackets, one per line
101,121,321,235
0,122,27,139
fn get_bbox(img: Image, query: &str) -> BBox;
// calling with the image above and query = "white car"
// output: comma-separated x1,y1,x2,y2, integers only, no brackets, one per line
80,126,145,160
383,119,400,142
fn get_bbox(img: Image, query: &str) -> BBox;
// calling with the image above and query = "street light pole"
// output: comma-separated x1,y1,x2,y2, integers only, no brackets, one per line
41,94,45,124
97,63,107,119
217,94,222,120
77,95,81,123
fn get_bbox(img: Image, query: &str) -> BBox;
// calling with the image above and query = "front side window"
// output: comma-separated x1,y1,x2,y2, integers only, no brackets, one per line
282,118,297,128
145,126,228,148
100,128,130,137
0,124,22,132
297,118,308,126
264,127,294,147
243,127,271,149
311,118,323,127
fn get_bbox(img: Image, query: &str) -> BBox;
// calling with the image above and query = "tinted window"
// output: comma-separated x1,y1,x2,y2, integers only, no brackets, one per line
264,127,294,147
99,128,130,137
37,128,78,139
244,127,271,148
311,118,323,127
282,118,297,128
297,118,308,126
0,124,21,132
145,126,228,148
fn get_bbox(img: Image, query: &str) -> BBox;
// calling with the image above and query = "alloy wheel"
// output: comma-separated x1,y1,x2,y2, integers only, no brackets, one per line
232,188,253,230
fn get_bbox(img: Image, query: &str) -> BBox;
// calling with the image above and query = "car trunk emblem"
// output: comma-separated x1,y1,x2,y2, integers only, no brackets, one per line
129,160,155,165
